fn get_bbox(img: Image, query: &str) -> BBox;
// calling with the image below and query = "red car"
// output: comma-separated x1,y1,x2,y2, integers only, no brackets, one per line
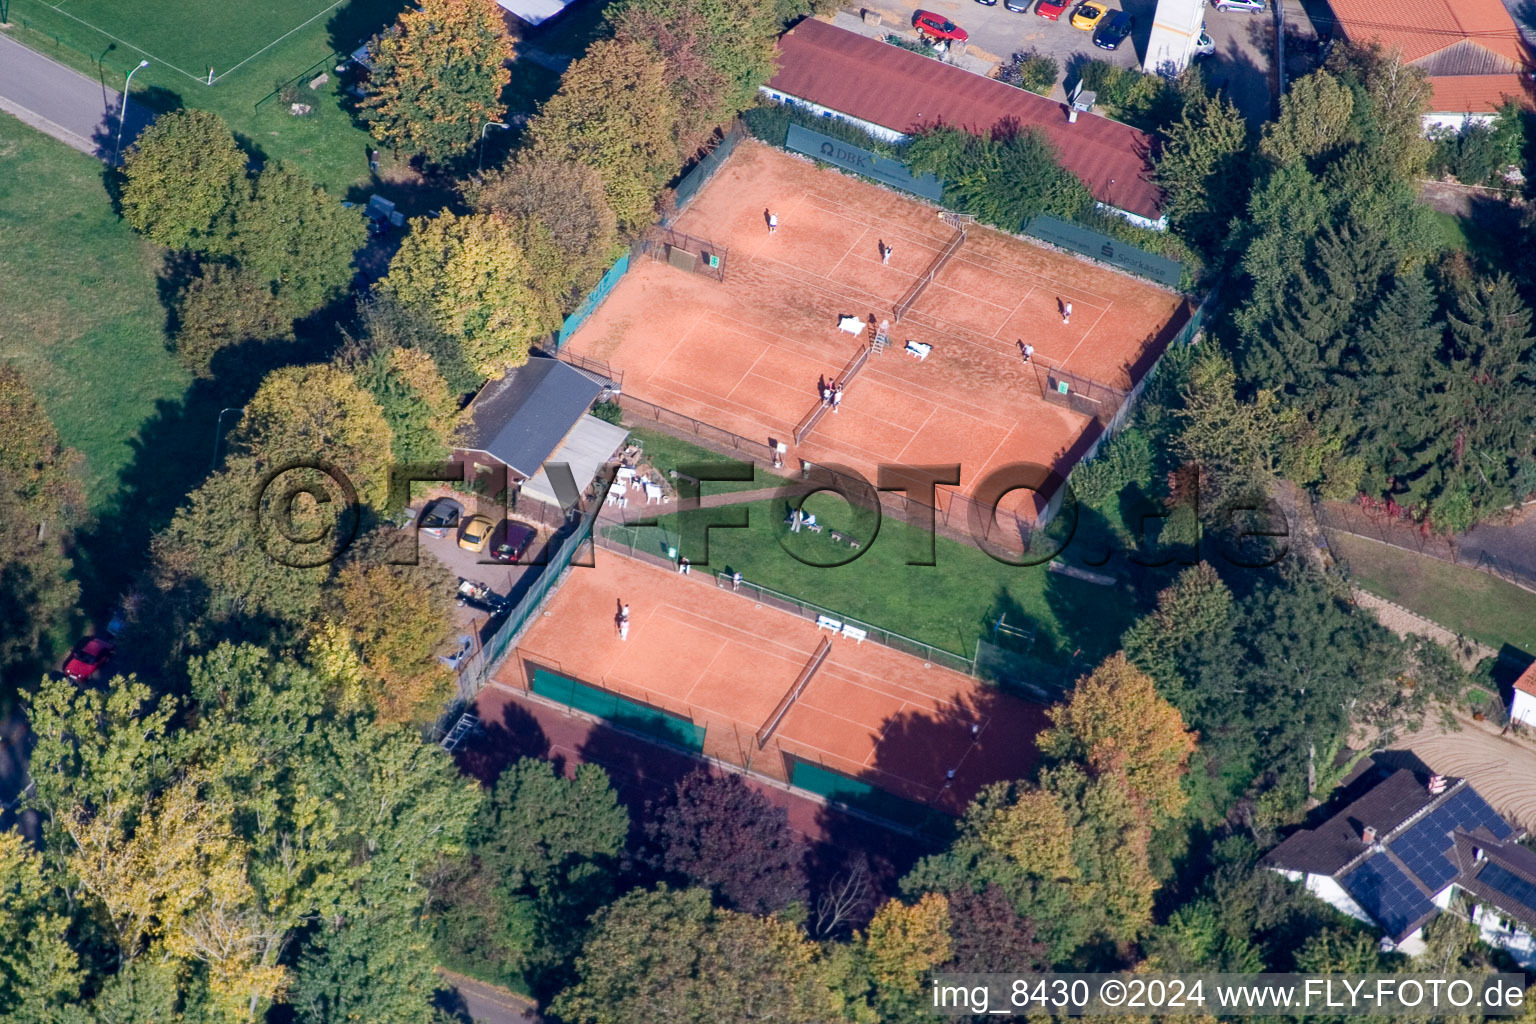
63,637,114,682
1035,0,1073,18
913,10,969,41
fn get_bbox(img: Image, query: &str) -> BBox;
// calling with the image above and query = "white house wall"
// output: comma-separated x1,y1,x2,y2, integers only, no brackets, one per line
1276,870,1377,927
1473,903,1536,968
1510,689,1536,728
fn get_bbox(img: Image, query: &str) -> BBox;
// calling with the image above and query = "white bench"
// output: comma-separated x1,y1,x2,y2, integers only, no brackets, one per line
816,614,842,632
838,316,866,336
840,624,867,644
905,341,931,361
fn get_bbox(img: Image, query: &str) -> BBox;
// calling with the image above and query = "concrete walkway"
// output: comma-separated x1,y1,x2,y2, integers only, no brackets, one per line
0,33,154,158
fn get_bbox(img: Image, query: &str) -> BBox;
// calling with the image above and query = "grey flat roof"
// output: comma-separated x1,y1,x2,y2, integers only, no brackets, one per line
522,414,630,508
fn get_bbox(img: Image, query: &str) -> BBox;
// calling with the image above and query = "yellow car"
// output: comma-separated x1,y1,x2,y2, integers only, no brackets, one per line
457,514,495,552
1071,1,1108,28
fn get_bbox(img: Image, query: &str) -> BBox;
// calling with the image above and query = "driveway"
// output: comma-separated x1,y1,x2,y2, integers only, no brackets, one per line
0,34,154,158
1203,3,1276,123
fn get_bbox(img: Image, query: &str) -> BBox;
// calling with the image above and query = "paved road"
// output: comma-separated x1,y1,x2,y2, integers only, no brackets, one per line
0,34,154,158
437,970,542,1024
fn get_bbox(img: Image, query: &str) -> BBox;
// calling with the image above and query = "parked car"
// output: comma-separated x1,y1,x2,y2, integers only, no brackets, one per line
975,0,997,6
913,10,969,41
1214,0,1265,11
1094,9,1135,48
1193,29,1215,54
456,578,508,615
489,520,537,563
458,514,495,552
1035,0,1072,19
419,498,462,539
1005,0,1030,9
63,637,114,682
437,634,474,670
1071,1,1109,29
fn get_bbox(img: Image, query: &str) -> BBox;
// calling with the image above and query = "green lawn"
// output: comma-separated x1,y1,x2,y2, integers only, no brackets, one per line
3,0,567,197
1329,530,1536,658
625,426,782,496
0,113,189,508
607,496,1144,671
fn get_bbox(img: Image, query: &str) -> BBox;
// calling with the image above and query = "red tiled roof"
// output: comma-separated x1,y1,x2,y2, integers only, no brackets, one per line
1516,661,1536,699
1327,0,1532,65
1428,73,1536,113
768,18,1164,220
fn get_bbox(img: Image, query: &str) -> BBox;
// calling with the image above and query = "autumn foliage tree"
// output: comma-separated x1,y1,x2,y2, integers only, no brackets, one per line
172,264,296,376
377,211,551,375
1039,653,1197,825
528,39,680,231
641,769,807,915
0,366,83,682
362,0,514,162
119,109,248,253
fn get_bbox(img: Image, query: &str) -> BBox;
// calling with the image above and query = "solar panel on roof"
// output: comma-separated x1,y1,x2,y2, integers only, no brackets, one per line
1478,864,1536,914
1392,815,1459,891
1342,854,1438,938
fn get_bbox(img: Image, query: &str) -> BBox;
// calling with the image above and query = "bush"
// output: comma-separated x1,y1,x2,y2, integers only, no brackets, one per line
1000,50,1060,96
591,399,623,425
1074,60,1182,132
1069,427,1154,508
741,100,902,155
1428,106,1525,186
884,33,942,58
173,265,294,376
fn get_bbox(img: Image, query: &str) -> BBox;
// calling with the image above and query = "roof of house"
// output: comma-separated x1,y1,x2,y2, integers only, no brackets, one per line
1264,769,1522,942
767,18,1164,220
1514,661,1536,698
458,357,605,478
521,414,631,508
1460,837,1536,930
1325,0,1535,112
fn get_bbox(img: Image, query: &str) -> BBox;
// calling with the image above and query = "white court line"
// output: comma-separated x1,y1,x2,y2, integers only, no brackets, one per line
210,0,349,83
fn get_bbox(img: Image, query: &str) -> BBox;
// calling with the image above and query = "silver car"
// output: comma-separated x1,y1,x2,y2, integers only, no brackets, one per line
1214,0,1266,11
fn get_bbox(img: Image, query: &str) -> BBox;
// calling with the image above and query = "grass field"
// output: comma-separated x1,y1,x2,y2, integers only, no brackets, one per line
625,426,782,496
5,0,588,194
0,113,188,509
1329,531,1536,658
606,496,1143,672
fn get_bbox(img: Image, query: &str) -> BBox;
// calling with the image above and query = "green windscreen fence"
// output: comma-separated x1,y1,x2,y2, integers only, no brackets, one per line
1020,214,1183,289
529,667,706,752
787,756,948,833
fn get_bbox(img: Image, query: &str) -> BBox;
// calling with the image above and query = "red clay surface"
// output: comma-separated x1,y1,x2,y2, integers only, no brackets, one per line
566,141,1190,520
496,551,1049,813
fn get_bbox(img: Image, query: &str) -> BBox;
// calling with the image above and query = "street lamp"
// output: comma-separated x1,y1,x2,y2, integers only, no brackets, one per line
112,59,150,167
478,120,510,174
210,407,245,473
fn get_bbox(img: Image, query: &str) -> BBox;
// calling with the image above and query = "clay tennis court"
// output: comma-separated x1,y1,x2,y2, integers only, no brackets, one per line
565,141,1190,518
496,552,1049,814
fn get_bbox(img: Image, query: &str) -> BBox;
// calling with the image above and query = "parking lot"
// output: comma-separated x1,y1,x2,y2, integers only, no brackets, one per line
407,493,555,638
863,0,1275,122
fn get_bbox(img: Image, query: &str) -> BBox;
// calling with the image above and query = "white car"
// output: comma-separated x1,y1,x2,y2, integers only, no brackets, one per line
1193,30,1215,55
1214,0,1265,11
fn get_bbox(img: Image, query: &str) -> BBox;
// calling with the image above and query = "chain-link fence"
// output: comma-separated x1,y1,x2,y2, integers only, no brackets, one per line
1316,500,1536,594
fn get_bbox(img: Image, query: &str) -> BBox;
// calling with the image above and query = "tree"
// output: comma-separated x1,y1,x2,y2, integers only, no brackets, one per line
1260,70,1356,166
291,912,442,1024
528,39,680,231
0,832,80,1019
1039,654,1196,825
861,894,952,1020
324,537,458,724
610,0,780,153
468,153,620,302
0,366,83,682
552,887,841,1024
1122,562,1235,715
119,109,247,253
361,0,514,162
236,363,394,509
642,768,807,915
172,264,295,376
1155,88,1250,257
943,885,1048,974
434,759,628,984
1173,348,1282,503
377,211,551,376
228,161,366,314
348,292,480,395
351,346,456,466
905,126,1092,228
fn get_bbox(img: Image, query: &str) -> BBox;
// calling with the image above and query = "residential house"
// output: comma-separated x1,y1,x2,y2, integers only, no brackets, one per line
454,355,626,515
1512,661,1536,728
1321,0,1535,128
1263,766,1536,966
